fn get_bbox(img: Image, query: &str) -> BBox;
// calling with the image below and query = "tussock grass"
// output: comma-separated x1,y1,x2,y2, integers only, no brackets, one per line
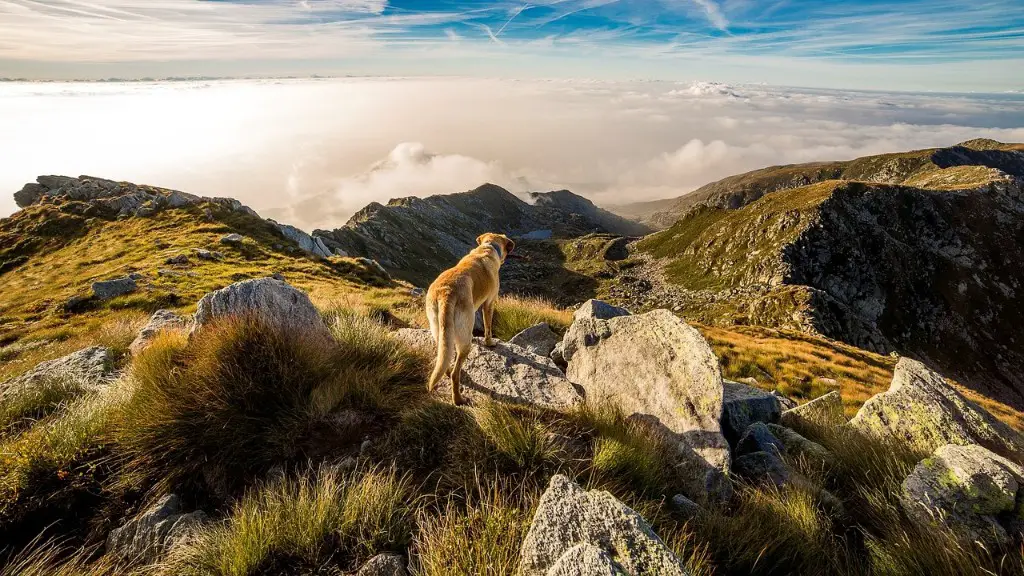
0,371,98,437
473,401,558,472
572,402,673,496
111,313,429,499
492,295,572,340
163,465,413,575
0,539,118,576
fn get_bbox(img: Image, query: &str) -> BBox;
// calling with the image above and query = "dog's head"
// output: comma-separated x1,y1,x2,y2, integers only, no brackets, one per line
476,233,515,262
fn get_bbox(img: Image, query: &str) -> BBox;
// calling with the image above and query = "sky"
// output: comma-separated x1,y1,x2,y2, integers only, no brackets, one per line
2,78,1022,230
1,0,1023,91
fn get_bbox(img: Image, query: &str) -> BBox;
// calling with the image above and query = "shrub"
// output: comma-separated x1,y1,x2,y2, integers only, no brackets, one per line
492,295,571,340
111,313,428,498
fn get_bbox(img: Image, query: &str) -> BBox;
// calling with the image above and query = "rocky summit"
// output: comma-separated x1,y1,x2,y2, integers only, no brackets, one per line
3,141,1024,576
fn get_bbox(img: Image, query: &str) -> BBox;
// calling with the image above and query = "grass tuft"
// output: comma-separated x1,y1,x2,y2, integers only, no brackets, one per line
492,295,572,341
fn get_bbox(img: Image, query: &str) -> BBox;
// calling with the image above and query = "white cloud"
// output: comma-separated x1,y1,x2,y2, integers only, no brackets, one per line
2,77,1022,229
692,0,728,31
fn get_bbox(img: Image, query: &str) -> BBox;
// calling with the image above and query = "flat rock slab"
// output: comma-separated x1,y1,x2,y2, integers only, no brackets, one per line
780,391,844,429
561,308,729,492
519,475,690,576
395,329,582,410
851,358,1024,460
92,277,137,300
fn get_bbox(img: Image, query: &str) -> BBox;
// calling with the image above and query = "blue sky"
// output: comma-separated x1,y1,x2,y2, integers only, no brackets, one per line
1,0,1022,90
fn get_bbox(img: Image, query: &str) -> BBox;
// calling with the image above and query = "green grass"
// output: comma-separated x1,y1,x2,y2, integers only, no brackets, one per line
473,401,558,472
491,295,572,341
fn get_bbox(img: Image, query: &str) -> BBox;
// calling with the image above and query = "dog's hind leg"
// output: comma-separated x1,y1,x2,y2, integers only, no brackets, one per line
451,340,471,406
482,297,496,347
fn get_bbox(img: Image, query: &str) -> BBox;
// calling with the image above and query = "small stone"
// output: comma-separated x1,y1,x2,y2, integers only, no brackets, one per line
357,553,408,576
721,380,782,445
92,277,137,300
106,494,208,564
766,424,834,466
194,249,224,261
670,494,700,519
360,440,373,454
220,233,244,245
572,299,630,322
165,254,190,265
271,273,286,281
192,278,330,340
410,287,425,298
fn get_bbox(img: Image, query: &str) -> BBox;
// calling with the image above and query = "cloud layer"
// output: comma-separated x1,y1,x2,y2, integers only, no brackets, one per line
1,77,1022,230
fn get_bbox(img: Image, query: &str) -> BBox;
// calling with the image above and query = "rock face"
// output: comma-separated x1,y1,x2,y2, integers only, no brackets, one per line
395,329,582,410
356,553,408,576
92,277,137,300
130,310,186,355
851,358,1024,460
901,444,1024,548
314,184,650,286
561,307,729,491
519,475,690,576
508,323,561,358
780,391,844,429
106,494,207,564
193,278,330,340
0,346,112,394
721,380,782,444
269,220,333,258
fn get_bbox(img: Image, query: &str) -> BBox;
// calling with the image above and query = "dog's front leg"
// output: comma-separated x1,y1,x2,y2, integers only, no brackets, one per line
482,299,496,346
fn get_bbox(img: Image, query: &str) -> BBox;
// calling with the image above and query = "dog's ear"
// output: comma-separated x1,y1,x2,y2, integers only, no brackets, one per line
476,234,487,245
505,238,515,254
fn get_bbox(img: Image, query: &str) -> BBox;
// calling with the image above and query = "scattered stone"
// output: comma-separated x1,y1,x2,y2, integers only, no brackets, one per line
271,272,286,281
766,424,834,466
62,294,94,314
670,494,700,520
851,358,1024,460
780,391,845,429
560,307,729,497
410,287,425,298
571,299,630,322
338,457,358,472
721,380,782,445
130,310,186,355
519,475,689,576
356,257,391,279
395,329,582,410
106,494,208,564
0,346,112,394
733,451,790,487
220,233,244,245
508,322,561,358
128,272,144,281
357,553,408,576
735,422,785,457
165,254,190,265
157,269,182,277
901,444,1024,548
772,391,798,411
192,278,331,340
92,277,137,300
194,249,223,261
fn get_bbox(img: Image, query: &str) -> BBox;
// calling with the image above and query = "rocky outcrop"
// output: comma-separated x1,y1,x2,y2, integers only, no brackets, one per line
357,553,408,576
0,346,112,394
130,310,186,355
192,278,330,340
766,424,833,466
560,306,729,496
314,184,650,286
508,323,561,358
92,277,137,300
851,359,1024,460
721,380,782,444
269,220,333,258
901,444,1024,548
106,494,207,564
519,475,690,576
395,329,582,410
780,391,845,429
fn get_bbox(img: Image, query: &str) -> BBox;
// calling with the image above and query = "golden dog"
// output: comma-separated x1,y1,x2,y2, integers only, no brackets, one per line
426,233,515,405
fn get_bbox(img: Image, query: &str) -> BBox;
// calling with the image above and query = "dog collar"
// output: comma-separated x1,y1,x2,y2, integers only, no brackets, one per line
486,241,505,260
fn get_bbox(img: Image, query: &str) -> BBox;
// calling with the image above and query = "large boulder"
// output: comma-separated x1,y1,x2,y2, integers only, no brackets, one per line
851,358,1024,460
106,494,208,564
395,329,582,410
721,380,782,445
509,323,561,358
901,444,1024,548
519,475,690,576
192,278,330,340
561,307,729,495
780,391,844,429
130,310,186,355
92,277,137,300
0,346,112,395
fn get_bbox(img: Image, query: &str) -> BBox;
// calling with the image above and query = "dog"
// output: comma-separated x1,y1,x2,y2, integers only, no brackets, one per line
426,233,515,405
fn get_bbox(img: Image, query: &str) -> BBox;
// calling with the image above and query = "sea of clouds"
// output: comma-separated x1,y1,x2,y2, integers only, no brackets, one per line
1,77,1022,230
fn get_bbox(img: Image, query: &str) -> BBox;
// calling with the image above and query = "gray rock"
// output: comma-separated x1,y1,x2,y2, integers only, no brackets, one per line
901,444,1024,548
546,543,625,576
128,272,144,281
733,451,790,487
410,287,425,298
735,422,784,457
269,221,333,258
0,346,112,395
192,278,330,340
357,553,408,576
509,323,561,358
130,310,186,355
550,341,566,369
519,475,689,576
851,358,1024,460
106,494,208,564
395,329,582,410
721,380,782,444
670,494,700,520
14,182,48,207
766,424,834,466
92,277,137,300
220,233,244,245
194,249,223,261
772,391,798,411
780,391,845,429
356,257,391,279
572,299,630,322
165,254,190,265
561,308,729,497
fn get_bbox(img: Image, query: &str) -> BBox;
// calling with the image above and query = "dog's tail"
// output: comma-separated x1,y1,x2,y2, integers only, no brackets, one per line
428,296,455,392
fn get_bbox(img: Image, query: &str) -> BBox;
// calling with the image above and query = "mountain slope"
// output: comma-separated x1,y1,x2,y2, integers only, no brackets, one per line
638,139,1024,229
635,168,1024,409
313,184,650,287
